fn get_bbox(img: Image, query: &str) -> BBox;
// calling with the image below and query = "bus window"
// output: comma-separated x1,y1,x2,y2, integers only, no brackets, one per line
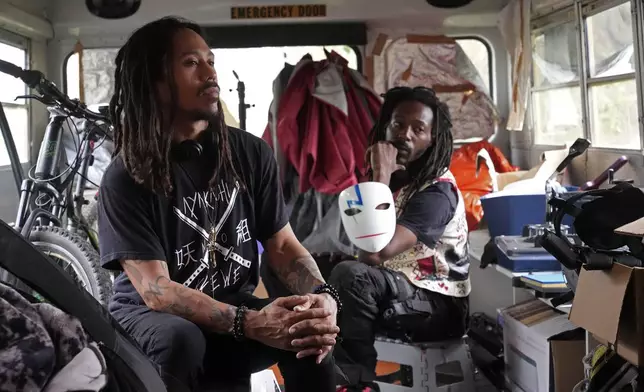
531,1,638,149
0,34,29,166
456,38,492,98
65,48,119,106
586,1,637,149
64,45,359,138
213,45,358,136
531,20,583,146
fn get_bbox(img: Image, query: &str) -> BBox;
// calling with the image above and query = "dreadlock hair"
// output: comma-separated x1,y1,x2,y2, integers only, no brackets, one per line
368,86,454,211
110,16,241,196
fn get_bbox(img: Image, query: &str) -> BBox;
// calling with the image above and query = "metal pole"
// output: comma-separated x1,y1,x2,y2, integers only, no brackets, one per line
575,0,591,141
238,79,247,131
0,101,24,195
630,0,644,152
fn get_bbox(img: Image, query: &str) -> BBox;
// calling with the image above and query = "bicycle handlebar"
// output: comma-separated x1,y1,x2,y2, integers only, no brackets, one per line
0,59,109,124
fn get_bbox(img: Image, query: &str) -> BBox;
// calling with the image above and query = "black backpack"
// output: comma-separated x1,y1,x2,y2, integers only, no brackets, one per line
550,182,644,253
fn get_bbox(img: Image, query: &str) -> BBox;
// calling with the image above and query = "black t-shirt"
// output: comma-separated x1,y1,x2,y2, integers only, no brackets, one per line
396,181,458,248
98,126,289,312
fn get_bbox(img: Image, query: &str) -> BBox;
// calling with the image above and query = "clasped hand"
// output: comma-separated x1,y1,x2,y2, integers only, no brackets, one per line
245,294,339,364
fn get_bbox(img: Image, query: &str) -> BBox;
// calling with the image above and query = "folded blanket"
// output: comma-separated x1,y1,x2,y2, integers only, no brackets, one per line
0,283,101,391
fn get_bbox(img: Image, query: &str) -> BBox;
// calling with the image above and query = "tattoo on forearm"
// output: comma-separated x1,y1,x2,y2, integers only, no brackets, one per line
274,255,325,294
123,264,143,284
159,284,196,319
141,275,171,308
124,260,236,333
210,304,236,333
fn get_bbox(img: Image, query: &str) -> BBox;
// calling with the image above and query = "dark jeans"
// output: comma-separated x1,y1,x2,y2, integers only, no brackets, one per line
327,260,469,387
111,294,336,392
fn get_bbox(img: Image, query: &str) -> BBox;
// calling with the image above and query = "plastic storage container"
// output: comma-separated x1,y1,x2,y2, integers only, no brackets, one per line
481,194,546,238
481,187,579,238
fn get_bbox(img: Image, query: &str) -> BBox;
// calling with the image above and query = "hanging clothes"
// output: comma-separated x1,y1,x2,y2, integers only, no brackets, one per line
263,51,381,196
262,51,381,258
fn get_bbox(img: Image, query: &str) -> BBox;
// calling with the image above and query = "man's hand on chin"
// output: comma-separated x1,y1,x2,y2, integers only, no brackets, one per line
289,293,339,364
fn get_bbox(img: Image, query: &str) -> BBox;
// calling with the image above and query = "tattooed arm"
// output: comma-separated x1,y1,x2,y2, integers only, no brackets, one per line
264,224,325,295
121,259,236,334
264,223,340,362
121,258,337,352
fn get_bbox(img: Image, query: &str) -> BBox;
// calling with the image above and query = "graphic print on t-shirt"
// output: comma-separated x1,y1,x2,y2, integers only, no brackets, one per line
172,179,252,295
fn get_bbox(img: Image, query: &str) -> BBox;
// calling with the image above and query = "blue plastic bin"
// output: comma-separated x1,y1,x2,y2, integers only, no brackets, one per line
481,194,546,238
480,187,579,238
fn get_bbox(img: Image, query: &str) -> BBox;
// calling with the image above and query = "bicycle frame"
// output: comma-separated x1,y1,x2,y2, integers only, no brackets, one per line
0,102,101,249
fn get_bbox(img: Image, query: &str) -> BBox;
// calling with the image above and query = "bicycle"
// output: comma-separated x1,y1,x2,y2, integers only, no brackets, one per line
0,59,112,304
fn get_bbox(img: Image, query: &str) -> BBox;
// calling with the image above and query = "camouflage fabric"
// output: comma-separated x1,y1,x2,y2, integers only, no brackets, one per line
0,283,90,391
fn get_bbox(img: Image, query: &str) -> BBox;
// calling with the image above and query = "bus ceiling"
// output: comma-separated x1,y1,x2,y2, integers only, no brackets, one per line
39,0,508,39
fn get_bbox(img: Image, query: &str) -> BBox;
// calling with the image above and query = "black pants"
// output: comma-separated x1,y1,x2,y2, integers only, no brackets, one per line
327,260,469,387
111,294,337,392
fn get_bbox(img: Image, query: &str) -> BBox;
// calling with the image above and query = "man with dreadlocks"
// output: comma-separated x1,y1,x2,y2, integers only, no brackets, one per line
329,86,470,392
97,16,342,392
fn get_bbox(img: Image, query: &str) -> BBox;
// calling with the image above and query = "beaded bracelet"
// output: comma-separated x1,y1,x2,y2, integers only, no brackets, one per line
232,305,248,341
313,283,343,314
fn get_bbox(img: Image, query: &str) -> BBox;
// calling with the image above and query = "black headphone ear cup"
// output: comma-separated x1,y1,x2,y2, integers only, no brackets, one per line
172,139,203,161
193,141,203,157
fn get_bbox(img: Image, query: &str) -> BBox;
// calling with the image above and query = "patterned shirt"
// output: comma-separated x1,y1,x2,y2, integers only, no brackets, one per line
383,170,471,297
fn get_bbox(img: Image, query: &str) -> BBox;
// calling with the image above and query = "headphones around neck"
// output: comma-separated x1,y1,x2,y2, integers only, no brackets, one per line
171,130,215,161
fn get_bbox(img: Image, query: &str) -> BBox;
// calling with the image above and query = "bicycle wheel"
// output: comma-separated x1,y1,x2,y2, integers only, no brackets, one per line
29,225,112,304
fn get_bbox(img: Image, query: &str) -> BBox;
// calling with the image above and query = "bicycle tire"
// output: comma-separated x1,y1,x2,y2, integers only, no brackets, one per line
29,225,112,304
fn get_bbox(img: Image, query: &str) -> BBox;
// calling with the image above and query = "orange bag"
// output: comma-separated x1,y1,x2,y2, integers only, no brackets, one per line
449,140,518,231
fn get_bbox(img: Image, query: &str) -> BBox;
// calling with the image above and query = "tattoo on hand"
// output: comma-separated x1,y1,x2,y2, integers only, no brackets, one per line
274,255,324,294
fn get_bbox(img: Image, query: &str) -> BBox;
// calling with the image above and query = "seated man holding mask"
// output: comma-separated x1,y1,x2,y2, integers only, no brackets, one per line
330,86,470,392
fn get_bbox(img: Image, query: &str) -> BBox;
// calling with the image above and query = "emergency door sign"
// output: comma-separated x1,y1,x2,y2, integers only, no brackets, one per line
230,5,327,19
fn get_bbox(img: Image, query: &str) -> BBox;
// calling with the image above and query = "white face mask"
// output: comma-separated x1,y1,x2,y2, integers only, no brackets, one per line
338,182,397,253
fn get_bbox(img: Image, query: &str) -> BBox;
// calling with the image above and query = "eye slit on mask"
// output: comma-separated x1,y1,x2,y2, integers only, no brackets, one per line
375,203,391,210
344,208,362,216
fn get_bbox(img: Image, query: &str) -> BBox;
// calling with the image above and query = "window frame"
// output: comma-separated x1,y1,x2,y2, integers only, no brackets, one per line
0,29,30,168
530,0,643,152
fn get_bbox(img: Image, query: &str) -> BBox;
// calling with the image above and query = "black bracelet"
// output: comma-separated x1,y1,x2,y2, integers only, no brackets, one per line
313,283,343,314
232,305,248,341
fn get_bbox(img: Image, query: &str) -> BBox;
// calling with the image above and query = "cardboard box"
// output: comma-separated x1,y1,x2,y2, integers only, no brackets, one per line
497,171,528,191
569,262,644,366
569,216,644,366
502,299,585,392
